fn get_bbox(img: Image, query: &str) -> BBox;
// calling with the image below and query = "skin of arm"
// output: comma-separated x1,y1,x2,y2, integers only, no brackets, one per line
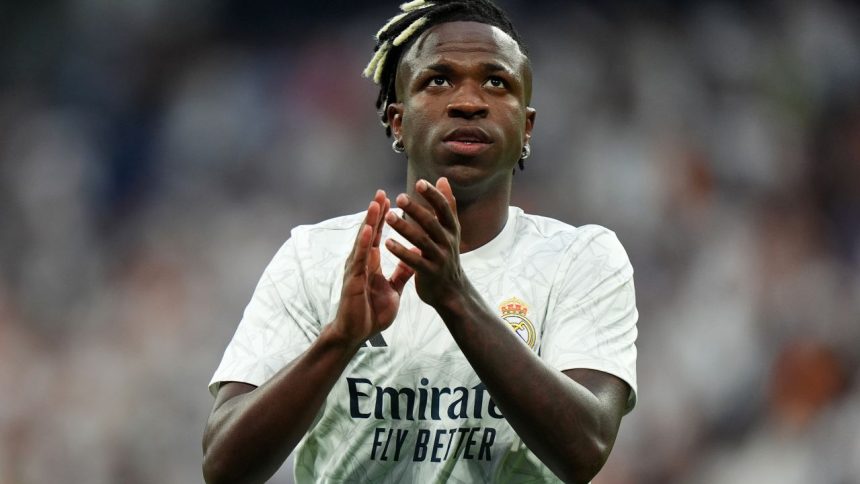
385,178,631,483
202,191,415,484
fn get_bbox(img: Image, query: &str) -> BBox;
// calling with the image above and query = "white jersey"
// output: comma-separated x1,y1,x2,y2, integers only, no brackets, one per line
210,206,638,483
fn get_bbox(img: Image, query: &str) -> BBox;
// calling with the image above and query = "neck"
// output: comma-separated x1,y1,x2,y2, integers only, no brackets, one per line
405,171,512,254
455,193,511,253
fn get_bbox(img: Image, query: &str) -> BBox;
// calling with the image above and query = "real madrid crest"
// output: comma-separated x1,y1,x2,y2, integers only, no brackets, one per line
499,297,536,349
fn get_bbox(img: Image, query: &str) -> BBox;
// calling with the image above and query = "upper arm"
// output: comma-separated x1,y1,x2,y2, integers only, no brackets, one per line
208,234,323,396
543,228,639,411
211,381,258,413
203,381,258,455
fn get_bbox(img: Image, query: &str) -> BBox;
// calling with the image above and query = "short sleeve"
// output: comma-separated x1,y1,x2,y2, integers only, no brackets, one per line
209,234,322,396
541,226,638,412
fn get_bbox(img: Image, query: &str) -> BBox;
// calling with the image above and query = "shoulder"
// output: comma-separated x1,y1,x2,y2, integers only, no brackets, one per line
513,208,631,269
267,212,366,271
290,211,367,240
288,211,366,248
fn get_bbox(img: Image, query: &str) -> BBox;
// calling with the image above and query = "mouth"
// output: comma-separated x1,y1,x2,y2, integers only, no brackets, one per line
442,127,493,156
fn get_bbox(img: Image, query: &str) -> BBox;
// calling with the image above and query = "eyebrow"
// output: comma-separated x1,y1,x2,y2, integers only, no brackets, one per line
422,62,515,76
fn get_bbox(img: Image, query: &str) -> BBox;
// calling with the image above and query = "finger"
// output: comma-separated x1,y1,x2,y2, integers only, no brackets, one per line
368,190,384,236
364,198,382,233
385,238,432,272
372,191,389,249
347,201,378,274
395,193,448,243
343,224,373,296
385,209,444,260
388,254,417,294
355,200,379,250
416,179,458,231
434,177,458,223
435,177,457,215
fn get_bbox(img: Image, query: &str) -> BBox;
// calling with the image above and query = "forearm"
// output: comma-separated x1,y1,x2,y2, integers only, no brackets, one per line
384,180,624,481
203,324,361,484
436,287,616,483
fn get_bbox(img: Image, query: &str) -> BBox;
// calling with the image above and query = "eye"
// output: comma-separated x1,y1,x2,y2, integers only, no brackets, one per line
484,77,506,89
427,76,451,87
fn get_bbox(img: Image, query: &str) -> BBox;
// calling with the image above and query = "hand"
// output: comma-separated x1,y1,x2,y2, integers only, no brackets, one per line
333,190,415,346
384,178,468,309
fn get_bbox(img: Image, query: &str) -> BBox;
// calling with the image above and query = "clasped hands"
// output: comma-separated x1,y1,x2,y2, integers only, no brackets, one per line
332,177,468,346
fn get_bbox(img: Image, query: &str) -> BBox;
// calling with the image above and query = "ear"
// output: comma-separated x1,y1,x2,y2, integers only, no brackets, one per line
524,107,536,144
387,103,405,139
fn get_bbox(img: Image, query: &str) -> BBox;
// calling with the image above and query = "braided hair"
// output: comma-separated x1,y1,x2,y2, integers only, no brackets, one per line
364,0,530,169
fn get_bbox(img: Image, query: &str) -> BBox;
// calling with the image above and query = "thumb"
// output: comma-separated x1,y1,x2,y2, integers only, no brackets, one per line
389,248,420,294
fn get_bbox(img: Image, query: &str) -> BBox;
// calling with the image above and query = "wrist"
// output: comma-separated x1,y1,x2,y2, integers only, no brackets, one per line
434,282,478,322
320,322,365,357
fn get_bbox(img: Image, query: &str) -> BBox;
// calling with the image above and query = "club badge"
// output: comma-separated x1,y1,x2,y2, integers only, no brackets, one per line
499,297,536,349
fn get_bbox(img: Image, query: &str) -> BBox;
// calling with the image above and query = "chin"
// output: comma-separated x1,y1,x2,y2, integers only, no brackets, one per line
411,152,507,188
435,164,488,185
442,166,513,205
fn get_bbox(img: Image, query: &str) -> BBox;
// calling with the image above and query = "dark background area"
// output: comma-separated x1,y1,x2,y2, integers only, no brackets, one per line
1,1,858,482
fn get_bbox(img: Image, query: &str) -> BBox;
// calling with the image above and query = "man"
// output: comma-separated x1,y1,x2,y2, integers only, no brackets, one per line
203,1,638,482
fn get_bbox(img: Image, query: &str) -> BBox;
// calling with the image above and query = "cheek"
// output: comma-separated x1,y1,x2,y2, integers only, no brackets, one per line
401,102,436,143
500,104,527,142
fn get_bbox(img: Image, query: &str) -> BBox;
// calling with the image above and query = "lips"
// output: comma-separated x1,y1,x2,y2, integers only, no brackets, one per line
443,127,493,144
442,127,493,156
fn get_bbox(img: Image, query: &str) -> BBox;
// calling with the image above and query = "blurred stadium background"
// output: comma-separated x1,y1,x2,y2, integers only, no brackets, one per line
1,0,859,482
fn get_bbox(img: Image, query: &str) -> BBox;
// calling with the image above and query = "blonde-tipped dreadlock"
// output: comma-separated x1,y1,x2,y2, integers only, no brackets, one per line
365,1,436,85
400,0,432,11
363,1,529,167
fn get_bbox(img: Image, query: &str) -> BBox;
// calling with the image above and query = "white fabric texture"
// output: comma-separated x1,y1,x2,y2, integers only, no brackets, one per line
210,206,638,483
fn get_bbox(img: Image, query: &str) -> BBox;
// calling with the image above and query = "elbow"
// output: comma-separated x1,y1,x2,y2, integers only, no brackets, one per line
202,428,224,484
203,438,269,484
203,451,257,484
202,450,232,484
202,437,246,484
553,436,613,484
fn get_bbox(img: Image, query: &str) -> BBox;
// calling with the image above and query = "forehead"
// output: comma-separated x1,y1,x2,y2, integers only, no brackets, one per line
400,21,527,74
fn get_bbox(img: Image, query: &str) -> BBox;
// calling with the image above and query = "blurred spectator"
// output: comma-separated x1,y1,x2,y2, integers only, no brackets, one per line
1,1,858,482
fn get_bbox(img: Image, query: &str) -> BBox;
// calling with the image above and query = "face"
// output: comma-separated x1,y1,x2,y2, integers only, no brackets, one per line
387,21,536,195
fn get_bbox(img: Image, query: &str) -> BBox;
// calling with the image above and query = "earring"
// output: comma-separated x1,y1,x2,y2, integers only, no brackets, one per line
392,138,406,154
521,143,531,160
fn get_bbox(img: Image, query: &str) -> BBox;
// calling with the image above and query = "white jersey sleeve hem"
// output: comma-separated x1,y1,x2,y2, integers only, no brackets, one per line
550,355,638,412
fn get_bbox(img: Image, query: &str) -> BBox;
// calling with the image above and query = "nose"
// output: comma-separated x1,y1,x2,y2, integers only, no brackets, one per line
446,82,489,119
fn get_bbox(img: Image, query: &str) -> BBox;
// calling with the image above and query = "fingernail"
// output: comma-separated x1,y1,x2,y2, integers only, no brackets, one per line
385,212,397,223
397,194,409,206
417,180,427,191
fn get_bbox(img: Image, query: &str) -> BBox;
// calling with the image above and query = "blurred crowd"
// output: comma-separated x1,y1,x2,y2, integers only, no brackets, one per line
1,1,858,483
